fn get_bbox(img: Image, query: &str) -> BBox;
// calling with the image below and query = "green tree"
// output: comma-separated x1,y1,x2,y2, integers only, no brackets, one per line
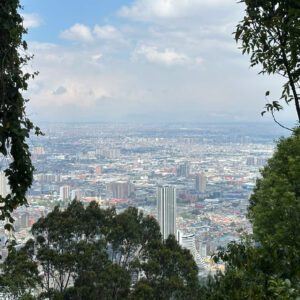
131,235,199,300
31,200,114,295
249,129,300,279
235,0,300,127
0,0,42,224
107,207,161,270
0,239,40,299
0,201,200,299
63,241,131,300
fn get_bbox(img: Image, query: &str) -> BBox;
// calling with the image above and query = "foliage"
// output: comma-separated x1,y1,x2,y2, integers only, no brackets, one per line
0,201,199,299
0,0,42,223
235,0,300,126
0,239,41,299
131,235,199,300
249,129,300,279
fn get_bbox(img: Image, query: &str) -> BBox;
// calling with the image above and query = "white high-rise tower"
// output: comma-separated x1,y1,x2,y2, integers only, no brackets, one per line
157,186,176,240
0,171,9,198
195,173,207,193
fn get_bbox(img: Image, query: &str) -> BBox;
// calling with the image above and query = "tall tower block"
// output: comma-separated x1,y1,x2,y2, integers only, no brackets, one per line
157,186,176,240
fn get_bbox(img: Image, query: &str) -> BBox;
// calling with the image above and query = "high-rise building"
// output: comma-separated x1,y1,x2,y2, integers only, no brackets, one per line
195,173,207,193
107,181,134,199
199,242,207,257
0,171,9,197
71,189,82,200
180,233,196,253
246,156,255,166
176,162,190,178
20,212,30,228
59,185,70,201
157,186,176,240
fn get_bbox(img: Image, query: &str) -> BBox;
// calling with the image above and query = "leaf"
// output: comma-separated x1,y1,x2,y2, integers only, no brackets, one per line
4,223,14,231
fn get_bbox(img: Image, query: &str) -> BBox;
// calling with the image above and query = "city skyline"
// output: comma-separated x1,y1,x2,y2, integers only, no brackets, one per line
0,122,279,273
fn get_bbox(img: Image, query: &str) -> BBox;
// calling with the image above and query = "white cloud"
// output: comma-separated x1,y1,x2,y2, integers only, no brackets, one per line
93,25,121,40
119,0,231,21
91,54,103,63
22,13,42,28
134,45,190,66
60,23,94,42
24,2,291,123
60,24,124,44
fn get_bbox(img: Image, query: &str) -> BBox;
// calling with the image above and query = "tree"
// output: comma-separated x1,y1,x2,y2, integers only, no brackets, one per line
235,0,300,128
0,201,199,299
107,206,161,270
0,0,42,224
249,128,300,279
0,239,41,299
63,242,131,300
131,235,199,300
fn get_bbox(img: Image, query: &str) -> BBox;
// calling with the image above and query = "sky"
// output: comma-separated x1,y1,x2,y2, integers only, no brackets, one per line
21,0,296,124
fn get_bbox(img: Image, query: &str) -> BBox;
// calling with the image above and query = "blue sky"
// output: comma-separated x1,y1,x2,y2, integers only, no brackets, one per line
21,0,295,124
22,0,127,43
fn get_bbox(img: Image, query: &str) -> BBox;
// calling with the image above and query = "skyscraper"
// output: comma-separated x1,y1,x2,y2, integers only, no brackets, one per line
157,186,176,240
107,181,134,199
176,162,190,178
195,173,207,193
0,171,9,197
59,185,70,201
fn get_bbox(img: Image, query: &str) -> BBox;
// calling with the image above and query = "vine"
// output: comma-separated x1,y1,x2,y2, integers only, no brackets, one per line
0,0,42,228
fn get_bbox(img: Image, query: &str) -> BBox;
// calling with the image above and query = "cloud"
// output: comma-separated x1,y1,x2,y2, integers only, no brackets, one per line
93,25,121,40
22,13,42,28
91,54,103,64
134,45,191,66
60,23,94,42
60,24,125,44
25,2,292,123
119,0,231,21
52,86,67,95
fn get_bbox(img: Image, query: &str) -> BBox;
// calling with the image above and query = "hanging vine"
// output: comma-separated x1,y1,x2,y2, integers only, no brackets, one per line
0,0,42,228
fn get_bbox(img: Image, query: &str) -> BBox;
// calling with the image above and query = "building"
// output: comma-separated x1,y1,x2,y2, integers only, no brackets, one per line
32,146,45,155
20,212,30,228
179,232,206,269
176,162,190,178
59,185,70,201
246,156,255,166
0,171,9,197
107,181,134,199
180,233,196,253
195,173,207,193
95,165,102,175
157,186,176,240
71,189,82,200
199,242,208,257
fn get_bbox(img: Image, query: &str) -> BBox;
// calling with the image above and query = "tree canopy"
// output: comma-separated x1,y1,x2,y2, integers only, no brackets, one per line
0,201,199,299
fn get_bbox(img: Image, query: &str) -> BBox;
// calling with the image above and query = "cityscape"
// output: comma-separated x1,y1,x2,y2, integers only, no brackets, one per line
0,122,287,275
